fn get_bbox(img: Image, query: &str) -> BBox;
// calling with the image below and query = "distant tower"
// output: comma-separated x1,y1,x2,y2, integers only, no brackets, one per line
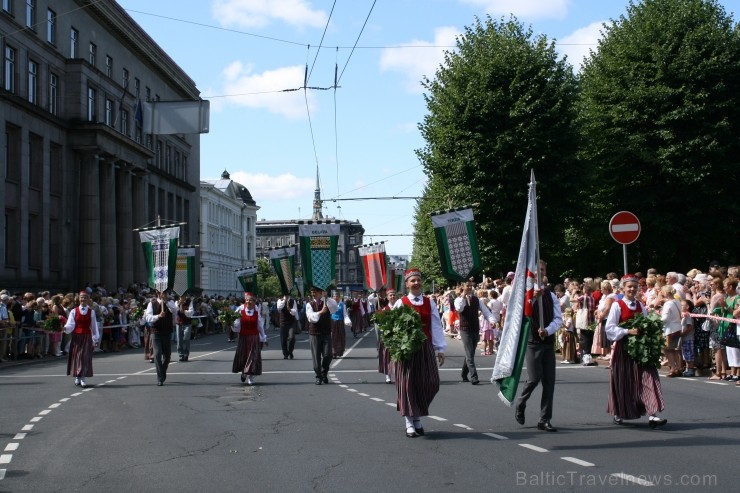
312,166,323,220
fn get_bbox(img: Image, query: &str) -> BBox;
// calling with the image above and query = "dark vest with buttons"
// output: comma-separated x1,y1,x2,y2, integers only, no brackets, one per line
458,295,480,332
529,289,555,345
150,300,173,336
279,299,296,328
308,300,331,336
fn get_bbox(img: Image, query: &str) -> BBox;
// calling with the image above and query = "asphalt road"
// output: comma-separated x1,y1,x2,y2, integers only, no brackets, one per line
1,328,739,493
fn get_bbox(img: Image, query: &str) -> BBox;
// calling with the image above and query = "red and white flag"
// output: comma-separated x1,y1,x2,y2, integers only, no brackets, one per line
358,243,387,292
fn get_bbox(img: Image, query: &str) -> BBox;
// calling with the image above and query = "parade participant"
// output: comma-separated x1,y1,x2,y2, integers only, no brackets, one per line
305,286,337,385
143,293,155,362
454,279,498,385
329,290,347,358
176,297,194,362
276,294,298,359
64,291,100,388
348,291,365,338
391,269,446,438
377,287,396,383
514,260,562,432
145,290,177,386
232,292,267,385
605,274,667,428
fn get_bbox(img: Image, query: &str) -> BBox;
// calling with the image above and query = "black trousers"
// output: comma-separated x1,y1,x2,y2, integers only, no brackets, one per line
516,342,556,422
152,332,172,383
309,333,332,379
280,324,295,357
459,329,480,380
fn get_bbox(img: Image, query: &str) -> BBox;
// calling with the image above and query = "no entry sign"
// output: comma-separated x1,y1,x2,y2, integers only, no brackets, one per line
609,211,641,245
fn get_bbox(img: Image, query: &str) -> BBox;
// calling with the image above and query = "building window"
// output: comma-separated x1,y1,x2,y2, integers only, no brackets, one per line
29,132,42,190
120,109,128,136
122,68,129,90
348,250,356,263
105,98,113,126
28,213,41,269
145,86,150,101
156,140,162,168
46,8,55,44
2,1,11,14
134,77,140,99
87,86,96,121
48,72,57,115
174,151,181,178
277,238,283,247
336,252,342,264
5,209,19,267
349,235,355,244
105,55,112,77
25,0,33,29
5,123,21,182
4,45,15,93
49,218,60,272
49,142,62,196
88,42,96,66
27,59,37,104
70,27,78,58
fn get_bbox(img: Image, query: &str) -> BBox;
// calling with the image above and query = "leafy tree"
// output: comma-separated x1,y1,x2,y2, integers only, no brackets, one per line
577,0,740,273
256,257,282,299
415,16,580,280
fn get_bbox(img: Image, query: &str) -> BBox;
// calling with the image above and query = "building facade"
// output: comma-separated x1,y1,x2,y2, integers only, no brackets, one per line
1,0,202,292
200,170,259,297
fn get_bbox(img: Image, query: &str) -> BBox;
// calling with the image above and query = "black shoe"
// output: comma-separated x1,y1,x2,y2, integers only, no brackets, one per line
471,377,479,385
461,376,469,383
537,421,557,432
648,417,667,429
289,354,293,360
315,378,322,385
184,356,188,362
241,374,247,383
284,355,288,359
515,406,525,425
322,377,329,384
157,380,163,386
613,416,624,425
414,427,425,436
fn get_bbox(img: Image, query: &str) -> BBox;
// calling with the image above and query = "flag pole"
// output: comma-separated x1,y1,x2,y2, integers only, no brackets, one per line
530,170,545,334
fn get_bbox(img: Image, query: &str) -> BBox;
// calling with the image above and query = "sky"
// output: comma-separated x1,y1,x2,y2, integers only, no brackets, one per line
117,0,739,257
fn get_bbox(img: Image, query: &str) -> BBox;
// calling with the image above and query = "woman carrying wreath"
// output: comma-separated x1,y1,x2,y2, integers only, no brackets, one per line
391,269,446,438
604,275,667,428
231,292,267,386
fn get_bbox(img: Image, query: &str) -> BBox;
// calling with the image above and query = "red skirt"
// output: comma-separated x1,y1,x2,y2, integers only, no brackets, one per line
607,338,665,419
331,320,346,356
232,333,262,375
394,340,439,417
67,333,94,377
378,339,393,375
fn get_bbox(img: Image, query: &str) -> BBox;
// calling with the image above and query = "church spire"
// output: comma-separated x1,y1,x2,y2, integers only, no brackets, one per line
312,166,323,220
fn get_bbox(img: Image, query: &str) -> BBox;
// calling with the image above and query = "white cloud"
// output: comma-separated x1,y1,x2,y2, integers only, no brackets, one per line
558,21,604,71
460,0,571,19
226,171,314,201
218,61,315,119
211,0,327,29
379,26,460,93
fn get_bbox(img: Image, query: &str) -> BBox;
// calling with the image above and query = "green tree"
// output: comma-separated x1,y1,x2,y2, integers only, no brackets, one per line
577,0,740,273
415,16,580,280
256,257,282,299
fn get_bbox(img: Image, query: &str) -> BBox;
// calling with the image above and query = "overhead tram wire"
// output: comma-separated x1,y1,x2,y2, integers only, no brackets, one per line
307,0,337,85
337,0,377,85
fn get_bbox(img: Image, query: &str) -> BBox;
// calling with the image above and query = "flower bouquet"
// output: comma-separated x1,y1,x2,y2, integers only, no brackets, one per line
42,314,63,332
217,308,239,329
374,304,427,362
619,312,664,368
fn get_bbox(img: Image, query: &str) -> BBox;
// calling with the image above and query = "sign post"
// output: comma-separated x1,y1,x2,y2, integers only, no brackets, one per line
609,211,641,275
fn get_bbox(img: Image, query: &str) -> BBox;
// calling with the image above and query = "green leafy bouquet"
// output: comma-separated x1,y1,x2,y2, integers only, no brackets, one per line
217,306,239,329
42,314,62,332
374,304,427,362
619,312,664,368
129,306,144,322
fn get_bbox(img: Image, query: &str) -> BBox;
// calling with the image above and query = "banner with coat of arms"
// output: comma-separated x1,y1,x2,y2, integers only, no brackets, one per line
298,221,340,291
139,226,180,293
358,243,387,292
269,246,296,295
236,265,258,293
430,207,482,282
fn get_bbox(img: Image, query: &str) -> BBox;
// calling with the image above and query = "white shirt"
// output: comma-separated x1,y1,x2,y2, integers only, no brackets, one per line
454,294,496,325
605,298,645,342
144,298,177,325
305,297,339,324
276,297,299,318
391,294,447,354
661,298,682,335
232,305,267,342
63,305,101,343
487,298,504,323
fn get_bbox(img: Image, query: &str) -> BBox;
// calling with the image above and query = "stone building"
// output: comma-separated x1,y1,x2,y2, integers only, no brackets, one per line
1,0,202,292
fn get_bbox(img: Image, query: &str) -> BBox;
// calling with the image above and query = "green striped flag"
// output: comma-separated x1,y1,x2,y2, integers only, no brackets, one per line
298,221,339,291
236,265,258,293
269,246,296,295
430,208,482,282
492,172,540,406
139,226,180,292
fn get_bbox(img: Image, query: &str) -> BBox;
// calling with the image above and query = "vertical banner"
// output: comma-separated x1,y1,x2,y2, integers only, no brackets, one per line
269,246,296,295
430,208,482,282
236,265,258,293
173,247,196,296
358,243,387,292
139,226,180,292
492,171,540,406
298,221,340,291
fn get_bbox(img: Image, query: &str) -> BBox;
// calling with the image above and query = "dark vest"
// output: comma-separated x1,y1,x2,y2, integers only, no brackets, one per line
529,289,555,345
151,300,173,335
458,296,480,332
279,299,297,328
307,300,331,336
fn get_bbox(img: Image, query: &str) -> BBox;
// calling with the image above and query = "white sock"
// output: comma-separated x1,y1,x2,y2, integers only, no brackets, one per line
413,418,422,429
404,416,414,429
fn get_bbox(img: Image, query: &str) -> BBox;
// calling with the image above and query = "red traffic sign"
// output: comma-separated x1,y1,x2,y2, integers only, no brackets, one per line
609,211,641,245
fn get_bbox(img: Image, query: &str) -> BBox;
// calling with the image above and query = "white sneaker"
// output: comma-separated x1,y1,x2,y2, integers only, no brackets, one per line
74,377,81,386
80,378,88,388
385,374,392,384
247,376,254,385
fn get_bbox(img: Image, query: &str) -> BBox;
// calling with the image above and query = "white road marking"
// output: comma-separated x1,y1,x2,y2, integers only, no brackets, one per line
0,469,5,480
21,425,33,432
338,384,348,388
482,432,508,440
370,397,385,402
71,392,82,397
347,389,358,393
59,398,70,402
48,403,60,408
428,416,447,422
561,457,594,467
358,393,369,397
12,434,26,441
611,473,654,486
117,376,127,380
454,424,473,430
38,410,51,415
29,417,42,422
386,403,396,407
519,444,548,453
3,444,18,452
0,455,11,464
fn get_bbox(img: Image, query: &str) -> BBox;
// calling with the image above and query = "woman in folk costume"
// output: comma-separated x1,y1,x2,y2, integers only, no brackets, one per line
329,290,347,358
391,269,446,437
231,292,267,386
605,274,667,428
377,287,396,384
64,291,100,388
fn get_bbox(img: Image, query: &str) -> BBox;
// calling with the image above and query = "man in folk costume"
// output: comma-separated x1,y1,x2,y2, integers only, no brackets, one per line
377,287,395,384
391,269,446,437
276,294,298,360
231,292,267,386
145,290,177,386
454,278,498,385
605,274,667,428
348,291,365,338
64,291,100,388
305,286,338,385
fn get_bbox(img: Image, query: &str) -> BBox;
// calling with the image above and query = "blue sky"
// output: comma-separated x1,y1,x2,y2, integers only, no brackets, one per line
118,0,738,257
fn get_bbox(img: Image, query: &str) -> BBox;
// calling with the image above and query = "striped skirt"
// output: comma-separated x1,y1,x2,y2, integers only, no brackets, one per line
607,338,665,419
67,333,94,377
378,339,393,375
394,340,439,417
232,334,262,375
350,312,364,334
331,320,346,356
144,327,154,360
